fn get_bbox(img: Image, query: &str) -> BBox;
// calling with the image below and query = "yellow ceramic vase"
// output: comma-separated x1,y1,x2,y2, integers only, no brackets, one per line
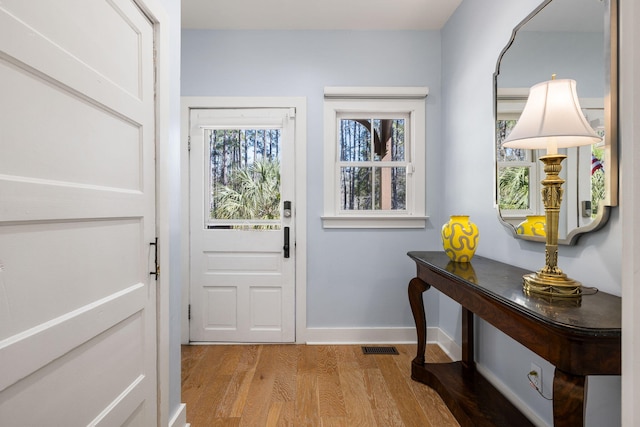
516,215,546,237
441,215,479,262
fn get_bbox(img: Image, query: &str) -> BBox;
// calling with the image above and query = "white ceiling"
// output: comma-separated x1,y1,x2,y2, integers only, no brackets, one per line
181,0,463,30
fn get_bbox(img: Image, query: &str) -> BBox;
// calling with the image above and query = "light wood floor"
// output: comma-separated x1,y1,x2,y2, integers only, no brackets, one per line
182,343,460,427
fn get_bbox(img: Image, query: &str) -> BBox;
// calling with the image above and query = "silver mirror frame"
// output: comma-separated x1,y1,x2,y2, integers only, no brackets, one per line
493,0,618,245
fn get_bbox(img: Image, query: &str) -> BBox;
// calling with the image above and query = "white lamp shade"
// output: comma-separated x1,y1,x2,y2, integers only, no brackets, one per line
502,79,601,154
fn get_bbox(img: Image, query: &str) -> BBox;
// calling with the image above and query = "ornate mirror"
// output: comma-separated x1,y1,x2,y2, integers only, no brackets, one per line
494,0,618,245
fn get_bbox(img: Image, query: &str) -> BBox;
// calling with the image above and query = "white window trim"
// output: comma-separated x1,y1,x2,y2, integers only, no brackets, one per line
322,87,428,229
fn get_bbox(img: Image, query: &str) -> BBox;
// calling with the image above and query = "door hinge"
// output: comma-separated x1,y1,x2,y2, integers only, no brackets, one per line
188,136,191,151
149,238,159,280
188,304,191,320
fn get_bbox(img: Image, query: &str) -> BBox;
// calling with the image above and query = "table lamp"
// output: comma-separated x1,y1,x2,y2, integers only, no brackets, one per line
502,77,602,298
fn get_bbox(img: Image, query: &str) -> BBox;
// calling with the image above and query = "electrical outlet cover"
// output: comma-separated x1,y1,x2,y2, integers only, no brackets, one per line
530,363,542,389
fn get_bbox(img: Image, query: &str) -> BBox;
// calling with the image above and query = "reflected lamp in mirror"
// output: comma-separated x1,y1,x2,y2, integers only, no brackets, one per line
503,78,601,298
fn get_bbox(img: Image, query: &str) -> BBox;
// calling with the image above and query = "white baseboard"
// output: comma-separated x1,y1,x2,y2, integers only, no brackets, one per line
168,403,188,427
304,326,444,345
433,327,461,360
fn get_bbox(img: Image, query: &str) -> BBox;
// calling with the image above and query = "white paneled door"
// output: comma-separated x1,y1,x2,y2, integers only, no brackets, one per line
189,108,296,343
0,0,157,425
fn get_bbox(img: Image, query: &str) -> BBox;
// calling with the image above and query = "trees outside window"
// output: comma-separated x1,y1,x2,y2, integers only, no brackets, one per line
207,128,281,228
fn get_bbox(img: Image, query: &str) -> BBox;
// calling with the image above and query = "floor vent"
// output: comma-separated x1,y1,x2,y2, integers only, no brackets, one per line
361,346,399,355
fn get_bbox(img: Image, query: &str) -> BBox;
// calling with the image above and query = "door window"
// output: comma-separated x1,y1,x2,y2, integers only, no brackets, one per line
205,127,282,230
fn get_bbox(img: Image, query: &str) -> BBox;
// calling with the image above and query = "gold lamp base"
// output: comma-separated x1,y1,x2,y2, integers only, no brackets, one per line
523,270,582,298
522,153,583,299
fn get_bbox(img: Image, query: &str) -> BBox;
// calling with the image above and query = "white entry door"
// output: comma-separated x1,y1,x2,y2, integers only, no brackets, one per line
189,108,296,343
0,0,157,425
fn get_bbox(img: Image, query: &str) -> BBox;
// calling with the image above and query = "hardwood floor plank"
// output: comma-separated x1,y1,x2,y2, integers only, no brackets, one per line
393,344,461,426
190,374,233,426
364,368,405,426
182,346,235,421
294,373,320,426
374,354,435,426
317,346,339,375
266,401,285,425
318,373,348,418
181,344,206,384
210,418,241,427
338,365,378,427
272,401,296,426
238,345,281,427
406,378,461,427
182,344,459,427
320,416,352,427
352,346,379,370
297,343,318,374
317,346,347,418
236,344,262,370
215,367,257,418
427,342,455,363
272,345,299,402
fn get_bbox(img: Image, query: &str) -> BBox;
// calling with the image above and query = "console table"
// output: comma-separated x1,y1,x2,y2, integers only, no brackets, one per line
407,251,621,427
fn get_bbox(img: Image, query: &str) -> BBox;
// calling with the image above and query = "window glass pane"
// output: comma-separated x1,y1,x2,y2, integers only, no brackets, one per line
498,166,530,209
390,119,405,162
341,166,407,211
339,118,406,162
339,119,371,161
208,128,281,225
375,167,407,210
340,166,372,210
496,119,527,162
372,119,406,161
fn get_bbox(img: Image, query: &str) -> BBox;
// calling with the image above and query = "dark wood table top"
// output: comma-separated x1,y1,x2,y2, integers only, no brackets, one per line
408,251,621,337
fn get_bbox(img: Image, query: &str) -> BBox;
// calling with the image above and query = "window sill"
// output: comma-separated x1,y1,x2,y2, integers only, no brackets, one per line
321,215,428,229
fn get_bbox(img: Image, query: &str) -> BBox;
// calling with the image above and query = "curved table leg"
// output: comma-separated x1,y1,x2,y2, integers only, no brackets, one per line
553,368,587,427
407,275,532,426
408,277,430,364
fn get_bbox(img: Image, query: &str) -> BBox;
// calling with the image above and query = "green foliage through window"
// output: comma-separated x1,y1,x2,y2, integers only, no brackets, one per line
498,167,530,210
591,146,605,217
208,128,281,226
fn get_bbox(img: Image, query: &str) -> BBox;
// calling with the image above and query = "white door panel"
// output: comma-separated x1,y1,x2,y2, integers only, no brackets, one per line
0,0,150,109
0,0,157,425
0,220,143,339
189,108,296,343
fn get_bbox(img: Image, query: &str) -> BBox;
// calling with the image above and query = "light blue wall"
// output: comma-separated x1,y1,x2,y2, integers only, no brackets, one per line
182,30,446,328
441,1,621,426
499,31,604,97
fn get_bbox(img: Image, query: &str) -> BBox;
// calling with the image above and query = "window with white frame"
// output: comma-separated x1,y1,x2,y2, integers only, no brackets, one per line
322,87,428,228
496,91,542,220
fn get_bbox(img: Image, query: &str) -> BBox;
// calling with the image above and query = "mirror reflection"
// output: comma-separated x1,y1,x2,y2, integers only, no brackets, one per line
494,0,617,245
